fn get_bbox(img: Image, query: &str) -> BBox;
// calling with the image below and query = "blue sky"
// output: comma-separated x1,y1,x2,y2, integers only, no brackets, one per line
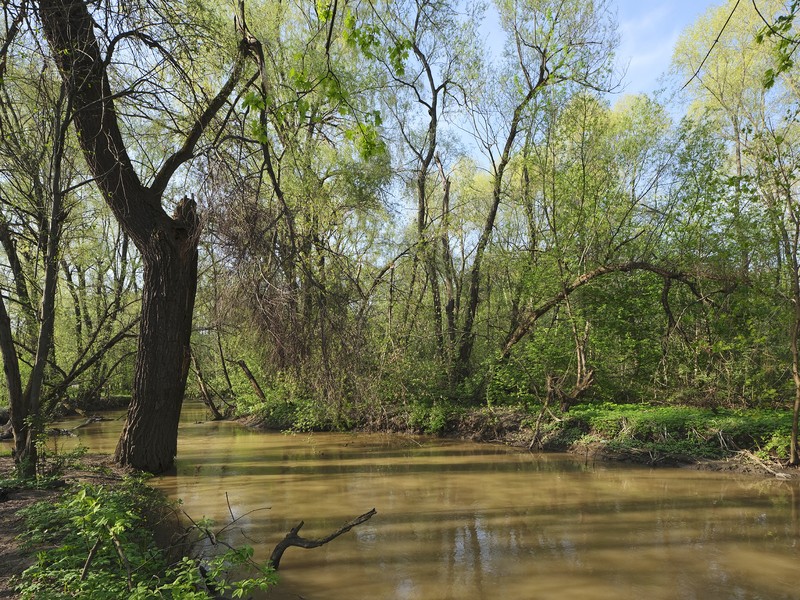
480,1,723,96
614,0,721,95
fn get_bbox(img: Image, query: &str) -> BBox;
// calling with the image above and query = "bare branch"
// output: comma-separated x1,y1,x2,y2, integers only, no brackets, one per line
269,508,377,569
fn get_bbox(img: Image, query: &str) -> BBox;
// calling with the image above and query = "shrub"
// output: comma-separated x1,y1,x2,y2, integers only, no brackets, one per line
16,479,275,599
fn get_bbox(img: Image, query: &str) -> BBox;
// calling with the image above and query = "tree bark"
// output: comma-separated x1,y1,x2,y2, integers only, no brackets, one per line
0,293,26,470
114,200,200,472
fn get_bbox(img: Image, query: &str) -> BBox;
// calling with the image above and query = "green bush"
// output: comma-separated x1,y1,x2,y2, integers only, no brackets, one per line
406,399,459,434
16,479,275,599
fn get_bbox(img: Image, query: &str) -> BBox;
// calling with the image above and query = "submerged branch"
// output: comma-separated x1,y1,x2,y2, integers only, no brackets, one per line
269,508,377,569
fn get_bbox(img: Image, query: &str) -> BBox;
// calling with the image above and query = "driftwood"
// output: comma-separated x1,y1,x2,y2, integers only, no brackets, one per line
71,416,110,431
190,351,224,420
269,508,377,569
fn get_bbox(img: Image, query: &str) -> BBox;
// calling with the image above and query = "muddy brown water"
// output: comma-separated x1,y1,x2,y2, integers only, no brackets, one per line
12,404,800,599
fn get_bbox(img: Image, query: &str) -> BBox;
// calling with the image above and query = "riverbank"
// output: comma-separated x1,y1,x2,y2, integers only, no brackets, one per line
1,400,796,597
0,455,129,599
0,451,275,600
241,401,799,479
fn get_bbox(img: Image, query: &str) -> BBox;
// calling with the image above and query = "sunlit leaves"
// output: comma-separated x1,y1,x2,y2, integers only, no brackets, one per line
342,9,382,59
755,0,800,89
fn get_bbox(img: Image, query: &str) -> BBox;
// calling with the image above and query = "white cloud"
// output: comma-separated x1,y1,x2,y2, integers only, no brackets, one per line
614,1,716,94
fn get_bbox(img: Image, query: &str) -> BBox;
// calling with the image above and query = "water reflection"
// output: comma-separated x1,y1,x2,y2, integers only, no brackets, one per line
12,404,800,600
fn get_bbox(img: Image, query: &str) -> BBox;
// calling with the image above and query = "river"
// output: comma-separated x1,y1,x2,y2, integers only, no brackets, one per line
25,404,800,599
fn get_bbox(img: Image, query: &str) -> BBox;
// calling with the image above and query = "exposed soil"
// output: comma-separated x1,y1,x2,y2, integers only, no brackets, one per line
0,486,56,599
0,454,130,600
565,438,799,478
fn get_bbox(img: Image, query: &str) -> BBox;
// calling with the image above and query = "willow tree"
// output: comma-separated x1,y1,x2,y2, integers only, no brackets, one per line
36,0,246,473
192,1,394,418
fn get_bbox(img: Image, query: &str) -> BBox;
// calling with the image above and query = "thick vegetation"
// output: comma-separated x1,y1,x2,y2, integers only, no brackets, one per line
0,457,275,600
0,0,799,476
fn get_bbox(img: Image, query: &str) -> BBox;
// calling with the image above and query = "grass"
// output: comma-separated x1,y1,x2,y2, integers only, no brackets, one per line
557,403,793,462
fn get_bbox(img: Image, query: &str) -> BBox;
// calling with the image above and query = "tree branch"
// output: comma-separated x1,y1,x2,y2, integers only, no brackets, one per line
269,508,377,569
502,261,713,358
149,45,248,197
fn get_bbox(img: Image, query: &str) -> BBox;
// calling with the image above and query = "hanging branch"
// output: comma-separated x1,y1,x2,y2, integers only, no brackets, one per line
682,0,742,90
269,508,377,569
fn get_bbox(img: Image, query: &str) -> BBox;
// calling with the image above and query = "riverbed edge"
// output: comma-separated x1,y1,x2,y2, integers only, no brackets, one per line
0,455,188,600
239,403,799,479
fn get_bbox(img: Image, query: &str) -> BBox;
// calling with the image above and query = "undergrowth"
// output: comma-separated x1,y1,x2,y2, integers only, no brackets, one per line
560,403,793,462
15,478,275,599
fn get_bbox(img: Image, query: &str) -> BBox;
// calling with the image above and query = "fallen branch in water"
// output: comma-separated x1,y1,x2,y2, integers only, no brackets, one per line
270,508,377,569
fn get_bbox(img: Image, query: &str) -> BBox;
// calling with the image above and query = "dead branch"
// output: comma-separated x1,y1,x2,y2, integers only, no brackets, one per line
269,508,377,569
109,530,132,592
235,359,267,401
736,450,791,479
80,537,102,582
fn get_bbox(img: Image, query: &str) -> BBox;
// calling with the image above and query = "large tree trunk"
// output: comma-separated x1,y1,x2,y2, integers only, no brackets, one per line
115,199,199,472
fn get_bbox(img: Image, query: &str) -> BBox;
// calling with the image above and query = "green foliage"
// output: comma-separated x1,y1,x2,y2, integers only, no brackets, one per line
344,112,387,160
756,0,800,88
342,10,381,58
15,479,275,599
407,399,459,435
18,479,163,599
237,372,331,432
564,403,794,460
1,441,87,490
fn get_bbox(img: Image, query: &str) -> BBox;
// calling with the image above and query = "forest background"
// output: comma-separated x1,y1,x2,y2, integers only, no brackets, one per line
2,0,800,475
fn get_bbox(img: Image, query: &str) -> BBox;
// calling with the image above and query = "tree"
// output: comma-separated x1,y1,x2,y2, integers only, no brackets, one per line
36,0,246,473
374,0,482,371
754,0,800,88
0,49,70,475
455,0,619,380
0,7,139,475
